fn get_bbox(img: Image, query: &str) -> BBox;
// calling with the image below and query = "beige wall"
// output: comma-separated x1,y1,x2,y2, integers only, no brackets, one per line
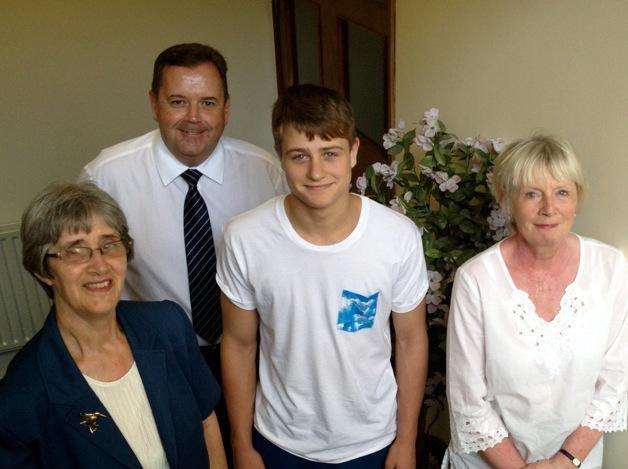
396,1,628,466
0,0,278,225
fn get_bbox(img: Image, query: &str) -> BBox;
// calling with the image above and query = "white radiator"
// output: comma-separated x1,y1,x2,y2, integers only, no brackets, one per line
0,224,50,359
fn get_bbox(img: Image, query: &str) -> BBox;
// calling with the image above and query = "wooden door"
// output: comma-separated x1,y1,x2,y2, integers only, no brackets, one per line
272,0,395,178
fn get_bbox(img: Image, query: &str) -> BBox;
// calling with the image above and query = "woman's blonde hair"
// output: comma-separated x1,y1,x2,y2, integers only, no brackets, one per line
491,135,585,224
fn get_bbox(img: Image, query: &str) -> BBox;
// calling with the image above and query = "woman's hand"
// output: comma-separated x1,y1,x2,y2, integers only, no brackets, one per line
523,454,574,469
202,412,228,469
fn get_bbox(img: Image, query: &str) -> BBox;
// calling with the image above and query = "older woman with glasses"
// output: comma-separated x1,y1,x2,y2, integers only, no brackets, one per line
443,136,627,469
0,182,227,469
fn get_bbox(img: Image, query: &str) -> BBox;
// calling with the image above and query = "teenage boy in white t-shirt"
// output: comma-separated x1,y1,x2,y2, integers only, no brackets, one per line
217,84,429,468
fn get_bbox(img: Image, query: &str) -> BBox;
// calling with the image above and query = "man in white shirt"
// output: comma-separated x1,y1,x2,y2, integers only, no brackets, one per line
218,84,429,468
82,43,286,455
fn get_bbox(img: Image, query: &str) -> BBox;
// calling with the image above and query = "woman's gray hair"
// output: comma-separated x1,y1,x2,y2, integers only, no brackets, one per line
491,135,586,229
21,181,133,298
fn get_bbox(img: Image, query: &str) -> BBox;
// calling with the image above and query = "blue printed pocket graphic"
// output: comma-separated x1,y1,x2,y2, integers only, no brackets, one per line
336,290,380,332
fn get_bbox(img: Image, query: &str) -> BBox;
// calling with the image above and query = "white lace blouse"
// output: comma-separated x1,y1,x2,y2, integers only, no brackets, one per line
442,235,627,469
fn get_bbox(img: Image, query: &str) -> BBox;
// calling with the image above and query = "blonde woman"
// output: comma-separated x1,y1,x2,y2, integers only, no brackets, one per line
443,136,627,469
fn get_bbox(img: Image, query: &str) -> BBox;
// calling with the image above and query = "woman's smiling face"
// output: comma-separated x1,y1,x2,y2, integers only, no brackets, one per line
511,173,578,249
40,215,127,320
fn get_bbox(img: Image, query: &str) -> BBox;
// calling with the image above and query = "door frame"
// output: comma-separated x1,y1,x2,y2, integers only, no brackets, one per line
272,0,396,168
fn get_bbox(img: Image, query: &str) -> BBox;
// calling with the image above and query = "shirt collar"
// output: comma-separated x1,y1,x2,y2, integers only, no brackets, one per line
153,132,225,186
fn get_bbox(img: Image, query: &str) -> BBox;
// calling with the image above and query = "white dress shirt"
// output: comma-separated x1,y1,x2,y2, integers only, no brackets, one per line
82,130,287,344
443,235,627,469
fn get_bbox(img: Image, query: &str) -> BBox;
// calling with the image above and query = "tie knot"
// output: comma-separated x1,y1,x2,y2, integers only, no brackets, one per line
181,169,202,187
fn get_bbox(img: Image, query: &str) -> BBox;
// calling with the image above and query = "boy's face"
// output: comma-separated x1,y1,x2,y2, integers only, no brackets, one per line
278,125,358,211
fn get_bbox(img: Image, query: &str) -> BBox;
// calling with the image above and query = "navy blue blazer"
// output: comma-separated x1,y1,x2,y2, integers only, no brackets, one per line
0,300,220,469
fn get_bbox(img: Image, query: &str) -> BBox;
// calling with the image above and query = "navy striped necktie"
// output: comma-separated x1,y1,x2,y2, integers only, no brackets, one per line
181,169,221,344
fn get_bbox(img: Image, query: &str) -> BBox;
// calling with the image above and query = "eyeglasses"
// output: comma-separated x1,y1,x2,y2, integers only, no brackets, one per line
46,240,129,264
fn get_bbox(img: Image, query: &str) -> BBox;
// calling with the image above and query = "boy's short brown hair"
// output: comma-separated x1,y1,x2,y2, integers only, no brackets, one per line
272,84,357,150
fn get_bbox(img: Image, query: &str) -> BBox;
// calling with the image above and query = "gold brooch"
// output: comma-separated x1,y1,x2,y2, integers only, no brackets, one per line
80,412,107,434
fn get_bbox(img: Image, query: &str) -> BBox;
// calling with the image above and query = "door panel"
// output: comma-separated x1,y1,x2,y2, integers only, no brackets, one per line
273,0,395,178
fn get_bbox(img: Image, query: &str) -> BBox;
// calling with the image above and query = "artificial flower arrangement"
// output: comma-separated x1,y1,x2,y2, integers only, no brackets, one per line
355,108,509,466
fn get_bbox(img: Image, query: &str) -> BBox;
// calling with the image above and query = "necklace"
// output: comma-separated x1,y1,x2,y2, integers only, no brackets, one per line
512,237,577,298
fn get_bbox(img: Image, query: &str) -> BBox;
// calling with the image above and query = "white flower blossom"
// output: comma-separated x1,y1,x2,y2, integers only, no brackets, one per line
420,122,438,138
489,138,505,153
414,134,433,151
418,108,440,138
469,153,483,173
383,160,399,188
420,166,434,177
372,162,385,175
403,191,413,202
382,120,406,150
464,136,489,153
439,174,461,193
356,175,368,195
488,205,511,241
372,161,398,183
427,270,443,291
439,135,459,147
487,205,508,229
433,171,448,184
426,290,445,305
389,197,406,214
492,227,510,242
422,107,439,125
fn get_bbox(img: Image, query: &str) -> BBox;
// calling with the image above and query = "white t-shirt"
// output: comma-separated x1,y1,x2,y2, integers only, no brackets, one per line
443,236,628,469
81,130,287,344
216,195,429,463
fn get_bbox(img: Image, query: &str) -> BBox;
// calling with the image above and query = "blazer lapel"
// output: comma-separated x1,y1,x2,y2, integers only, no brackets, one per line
60,397,141,469
38,311,141,469
120,309,179,468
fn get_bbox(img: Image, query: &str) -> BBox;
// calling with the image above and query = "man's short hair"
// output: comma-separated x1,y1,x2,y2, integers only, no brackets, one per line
151,43,229,99
272,84,357,149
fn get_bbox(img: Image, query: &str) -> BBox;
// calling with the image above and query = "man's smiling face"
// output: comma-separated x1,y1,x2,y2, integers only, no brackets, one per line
150,62,230,166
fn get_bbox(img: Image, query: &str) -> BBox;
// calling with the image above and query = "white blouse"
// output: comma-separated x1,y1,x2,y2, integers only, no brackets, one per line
443,235,627,469
84,363,170,469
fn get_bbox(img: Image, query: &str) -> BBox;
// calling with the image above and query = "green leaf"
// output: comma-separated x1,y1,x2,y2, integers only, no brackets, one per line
450,160,466,173
474,184,488,193
402,151,414,168
449,249,463,259
449,190,466,202
402,173,420,185
459,220,477,234
420,154,435,168
401,128,416,147
433,145,446,166
387,143,403,155
469,197,482,206
425,248,443,259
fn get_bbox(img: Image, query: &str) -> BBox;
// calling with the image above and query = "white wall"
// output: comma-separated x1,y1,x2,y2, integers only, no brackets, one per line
0,0,278,225
395,2,628,467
